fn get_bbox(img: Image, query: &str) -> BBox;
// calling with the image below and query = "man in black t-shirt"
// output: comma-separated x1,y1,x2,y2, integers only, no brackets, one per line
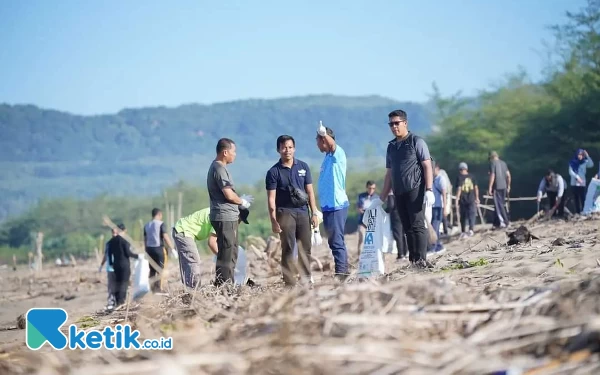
266,135,320,287
455,162,480,239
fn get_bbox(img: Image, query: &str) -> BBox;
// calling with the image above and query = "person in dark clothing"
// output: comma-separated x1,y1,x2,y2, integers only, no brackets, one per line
106,224,140,307
381,109,435,268
488,151,511,228
266,135,319,287
455,162,480,239
207,138,254,286
537,169,566,218
144,208,176,293
384,192,408,260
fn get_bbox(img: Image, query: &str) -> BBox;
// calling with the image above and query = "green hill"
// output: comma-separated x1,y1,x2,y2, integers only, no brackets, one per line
0,95,431,221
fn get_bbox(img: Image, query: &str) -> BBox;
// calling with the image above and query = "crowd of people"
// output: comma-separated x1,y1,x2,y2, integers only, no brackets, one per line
99,109,600,307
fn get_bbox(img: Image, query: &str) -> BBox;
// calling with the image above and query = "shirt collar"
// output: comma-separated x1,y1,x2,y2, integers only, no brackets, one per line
278,158,298,167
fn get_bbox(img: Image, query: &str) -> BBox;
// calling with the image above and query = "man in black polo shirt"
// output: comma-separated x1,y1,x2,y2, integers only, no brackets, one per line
266,135,320,287
380,109,435,268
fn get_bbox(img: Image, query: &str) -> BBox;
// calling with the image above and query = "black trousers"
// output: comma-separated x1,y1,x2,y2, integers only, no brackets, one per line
277,209,312,285
211,220,239,286
547,191,566,217
146,246,166,292
112,267,131,307
572,186,586,214
459,201,476,232
395,186,427,262
493,189,510,226
389,205,408,258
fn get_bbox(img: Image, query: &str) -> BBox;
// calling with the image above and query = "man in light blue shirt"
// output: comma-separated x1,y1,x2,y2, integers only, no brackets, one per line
316,122,350,280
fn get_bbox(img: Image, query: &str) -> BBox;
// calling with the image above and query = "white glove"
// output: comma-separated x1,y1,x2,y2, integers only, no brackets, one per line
424,190,435,208
311,229,323,246
317,120,327,136
240,194,254,209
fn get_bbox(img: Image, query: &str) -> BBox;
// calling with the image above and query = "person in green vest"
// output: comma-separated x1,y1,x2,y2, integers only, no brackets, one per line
172,207,249,288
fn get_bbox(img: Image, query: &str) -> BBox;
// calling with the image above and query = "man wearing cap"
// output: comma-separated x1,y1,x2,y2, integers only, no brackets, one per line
172,207,250,289
106,224,140,307
380,109,434,268
488,151,511,228
455,162,480,239
316,122,350,280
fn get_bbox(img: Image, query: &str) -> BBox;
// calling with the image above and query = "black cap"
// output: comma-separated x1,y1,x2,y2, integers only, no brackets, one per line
239,208,250,224
117,223,126,230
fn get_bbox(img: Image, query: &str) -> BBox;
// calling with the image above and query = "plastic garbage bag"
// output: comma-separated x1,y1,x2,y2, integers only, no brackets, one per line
132,253,150,300
212,246,248,286
358,198,387,278
234,246,248,286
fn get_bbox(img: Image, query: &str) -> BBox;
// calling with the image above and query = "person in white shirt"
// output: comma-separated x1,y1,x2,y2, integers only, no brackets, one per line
537,169,566,218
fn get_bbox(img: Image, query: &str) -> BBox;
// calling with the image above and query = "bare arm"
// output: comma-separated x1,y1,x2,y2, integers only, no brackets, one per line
421,160,433,190
207,234,218,256
381,169,392,201
506,170,511,192
162,233,175,250
474,185,480,203
488,173,495,194
305,184,318,215
267,189,277,223
456,187,462,204
442,188,447,211
222,187,243,205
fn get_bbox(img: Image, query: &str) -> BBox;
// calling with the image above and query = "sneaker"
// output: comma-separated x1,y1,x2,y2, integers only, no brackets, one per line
459,233,468,240
435,244,446,254
414,259,435,269
500,223,507,228
468,230,474,237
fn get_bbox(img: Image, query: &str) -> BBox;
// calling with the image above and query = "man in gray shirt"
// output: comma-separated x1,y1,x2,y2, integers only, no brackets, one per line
488,151,511,228
207,138,253,286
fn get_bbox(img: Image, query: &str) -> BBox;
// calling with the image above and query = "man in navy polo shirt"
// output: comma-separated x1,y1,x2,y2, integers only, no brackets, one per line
266,135,320,287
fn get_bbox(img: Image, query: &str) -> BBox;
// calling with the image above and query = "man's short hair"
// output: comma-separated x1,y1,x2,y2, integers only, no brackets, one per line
276,135,295,150
489,150,499,159
117,223,126,231
366,180,375,187
216,138,235,154
152,208,161,217
546,168,555,176
388,109,407,121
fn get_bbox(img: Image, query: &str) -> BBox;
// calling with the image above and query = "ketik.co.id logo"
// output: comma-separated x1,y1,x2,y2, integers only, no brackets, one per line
26,308,172,350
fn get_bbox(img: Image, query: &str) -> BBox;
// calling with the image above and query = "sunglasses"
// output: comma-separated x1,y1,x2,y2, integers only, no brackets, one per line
388,120,405,127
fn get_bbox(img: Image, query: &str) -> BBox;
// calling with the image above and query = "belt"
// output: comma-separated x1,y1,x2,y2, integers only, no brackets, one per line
173,227,194,239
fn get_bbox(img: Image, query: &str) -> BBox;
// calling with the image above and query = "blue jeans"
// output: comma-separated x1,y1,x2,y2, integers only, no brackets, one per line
323,207,348,274
432,207,443,248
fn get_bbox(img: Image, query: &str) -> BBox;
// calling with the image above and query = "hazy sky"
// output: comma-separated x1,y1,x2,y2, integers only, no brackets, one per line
0,0,586,115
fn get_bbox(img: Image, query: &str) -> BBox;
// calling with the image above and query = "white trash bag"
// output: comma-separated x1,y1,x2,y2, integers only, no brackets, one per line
132,253,150,301
358,198,389,278
234,246,248,286
212,246,249,286
583,178,600,215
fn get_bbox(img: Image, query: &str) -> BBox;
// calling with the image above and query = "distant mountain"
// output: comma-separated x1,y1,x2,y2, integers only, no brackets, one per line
0,95,431,221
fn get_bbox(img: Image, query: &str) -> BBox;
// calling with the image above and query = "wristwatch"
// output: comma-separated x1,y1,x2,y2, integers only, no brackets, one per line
426,188,433,192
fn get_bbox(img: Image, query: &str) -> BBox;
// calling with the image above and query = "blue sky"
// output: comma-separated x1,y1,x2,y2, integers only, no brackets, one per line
0,0,586,115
